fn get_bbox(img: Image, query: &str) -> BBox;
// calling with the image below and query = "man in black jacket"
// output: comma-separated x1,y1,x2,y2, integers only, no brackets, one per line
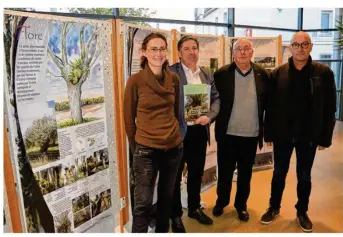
213,38,269,222
261,31,336,233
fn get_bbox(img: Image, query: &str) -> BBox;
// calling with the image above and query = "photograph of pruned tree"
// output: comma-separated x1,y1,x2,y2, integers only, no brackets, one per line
254,56,276,69
86,148,109,176
61,156,88,186
20,102,60,168
54,210,72,233
184,93,209,122
46,21,106,129
91,189,111,218
73,206,91,229
72,192,90,213
34,164,64,195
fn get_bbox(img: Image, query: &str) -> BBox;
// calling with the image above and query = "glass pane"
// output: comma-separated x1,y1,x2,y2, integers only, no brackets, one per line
321,12,330,29
124,20,228,35
235,8,299,29
303,8,343,30
234,27,294,43
120,8,231,23
307,31,341,60
65,8,158,16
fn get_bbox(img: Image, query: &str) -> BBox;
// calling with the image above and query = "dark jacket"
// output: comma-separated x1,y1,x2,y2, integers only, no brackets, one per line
264,56,336,147
213,62,269,149
169,63,220,144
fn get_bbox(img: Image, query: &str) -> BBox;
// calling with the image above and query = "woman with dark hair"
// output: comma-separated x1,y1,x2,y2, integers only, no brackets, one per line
124,32,183,233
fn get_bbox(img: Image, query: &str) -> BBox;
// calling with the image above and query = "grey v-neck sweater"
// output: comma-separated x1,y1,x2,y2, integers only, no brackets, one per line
226,69,259,137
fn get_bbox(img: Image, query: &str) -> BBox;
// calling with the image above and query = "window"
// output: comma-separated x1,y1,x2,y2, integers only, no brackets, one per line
319,53,332,67
320,11,333,36
194,8,198,19
234,8,298,29
234,28,294,43
303,8,339,30
215,17,218,35
319,53,332,59
223,12,228,23
321,11,332,28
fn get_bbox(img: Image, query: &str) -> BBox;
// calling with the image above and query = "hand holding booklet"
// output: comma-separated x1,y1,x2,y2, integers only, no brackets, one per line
184,84,211,125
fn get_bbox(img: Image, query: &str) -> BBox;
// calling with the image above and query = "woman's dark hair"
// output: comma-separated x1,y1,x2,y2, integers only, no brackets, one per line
177,35,199,51
140,32,169,69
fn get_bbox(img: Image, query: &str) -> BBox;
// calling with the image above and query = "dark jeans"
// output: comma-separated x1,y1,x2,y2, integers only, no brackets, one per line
131,143,182,233
216,134,258,210
171,125,208,218
269,140,317,213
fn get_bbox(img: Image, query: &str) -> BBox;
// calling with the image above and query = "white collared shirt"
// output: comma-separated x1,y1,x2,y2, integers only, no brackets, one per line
182,63,202,84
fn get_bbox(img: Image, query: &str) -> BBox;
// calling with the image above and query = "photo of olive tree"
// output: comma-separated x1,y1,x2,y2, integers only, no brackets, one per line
46,21,106,128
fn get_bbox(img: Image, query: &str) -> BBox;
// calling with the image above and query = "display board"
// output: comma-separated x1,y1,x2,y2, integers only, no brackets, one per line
3,10,120,233
4,186,12,233
123,23,174,79
177,33,224,72
225,36,280,72
281,44,292,64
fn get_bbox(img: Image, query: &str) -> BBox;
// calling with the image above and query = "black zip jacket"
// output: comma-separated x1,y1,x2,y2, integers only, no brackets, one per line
264,56,336,147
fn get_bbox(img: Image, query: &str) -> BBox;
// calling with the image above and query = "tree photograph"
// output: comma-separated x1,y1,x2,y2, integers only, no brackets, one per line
19,101,60,168
54,210,72,233
86,148,109,176
73,206,91,229
90,189,111,218
72,192,90,213
34,164,64,195
47,21,106,128
61,156,88,186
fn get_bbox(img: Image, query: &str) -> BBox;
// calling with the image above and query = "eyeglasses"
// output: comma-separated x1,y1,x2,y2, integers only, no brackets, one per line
291,41,311,50
233,47,252,53
147,47,167,54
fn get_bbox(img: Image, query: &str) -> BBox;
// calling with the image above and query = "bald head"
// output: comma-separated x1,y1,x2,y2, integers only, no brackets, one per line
291,31,312,44
290,31,313,65
232,38,254,70
233,38,253,49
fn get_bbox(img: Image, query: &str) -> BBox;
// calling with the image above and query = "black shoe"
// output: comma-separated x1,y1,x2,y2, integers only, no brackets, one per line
188,208,213,225
237,209,249,222
171,217,186,233
212,205,224,217
260,207,280,224
297,212,313,233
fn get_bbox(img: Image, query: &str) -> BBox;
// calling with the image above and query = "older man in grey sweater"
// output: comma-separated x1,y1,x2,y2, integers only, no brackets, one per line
212,38,269,222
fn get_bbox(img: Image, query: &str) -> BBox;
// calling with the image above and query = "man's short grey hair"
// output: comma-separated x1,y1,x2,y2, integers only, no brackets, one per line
291,31,312,43
233,38,253,49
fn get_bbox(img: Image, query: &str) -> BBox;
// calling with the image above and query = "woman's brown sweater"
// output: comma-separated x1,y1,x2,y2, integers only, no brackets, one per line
124,65,182,151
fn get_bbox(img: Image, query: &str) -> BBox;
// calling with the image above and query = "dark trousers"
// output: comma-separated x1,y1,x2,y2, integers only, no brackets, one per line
269,140,317,213
216,134,258,210
131,143,182,233
171,125,208,217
